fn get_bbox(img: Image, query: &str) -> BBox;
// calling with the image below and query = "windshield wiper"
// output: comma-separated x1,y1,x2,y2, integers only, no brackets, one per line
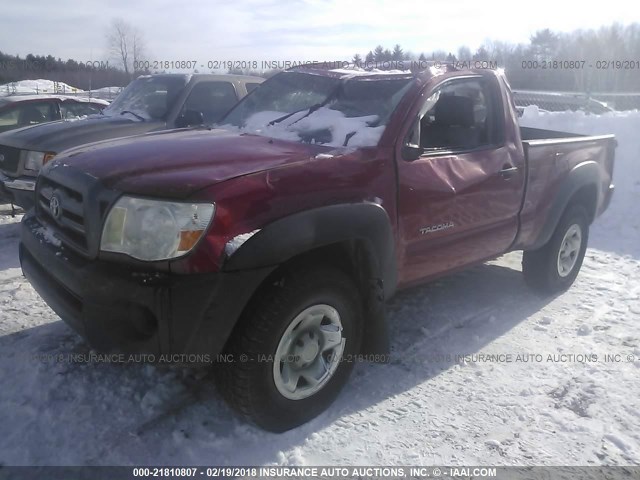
267,104,322,126
268,82,344,127
343,131,357,146
120,110,146,121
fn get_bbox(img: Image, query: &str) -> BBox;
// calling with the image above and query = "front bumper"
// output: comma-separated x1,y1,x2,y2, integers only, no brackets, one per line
0,172,36,210
20,213,274,363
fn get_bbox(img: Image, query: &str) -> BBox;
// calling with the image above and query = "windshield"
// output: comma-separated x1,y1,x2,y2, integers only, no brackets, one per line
219,71,413,147
103,76,188,120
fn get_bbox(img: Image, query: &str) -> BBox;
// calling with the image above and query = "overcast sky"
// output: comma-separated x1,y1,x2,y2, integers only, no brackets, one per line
1,0,637,67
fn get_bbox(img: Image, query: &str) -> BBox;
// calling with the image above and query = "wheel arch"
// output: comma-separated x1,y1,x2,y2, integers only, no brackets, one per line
222,203,397,358
529,161,600,250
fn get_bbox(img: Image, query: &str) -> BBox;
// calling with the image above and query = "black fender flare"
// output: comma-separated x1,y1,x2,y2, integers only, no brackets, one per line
223,202,397,358
530,161,600,250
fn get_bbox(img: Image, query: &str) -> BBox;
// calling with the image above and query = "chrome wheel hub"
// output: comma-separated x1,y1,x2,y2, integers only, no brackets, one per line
557,223,582,277
273,304,345,400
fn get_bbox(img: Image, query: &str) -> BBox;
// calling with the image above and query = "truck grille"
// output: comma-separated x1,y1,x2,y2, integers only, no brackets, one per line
37,176,88,252
0,144,21,174
35,164,120,259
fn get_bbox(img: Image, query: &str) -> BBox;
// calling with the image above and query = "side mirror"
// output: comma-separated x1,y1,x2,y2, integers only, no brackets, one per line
402,144,424,161
176,110,204,128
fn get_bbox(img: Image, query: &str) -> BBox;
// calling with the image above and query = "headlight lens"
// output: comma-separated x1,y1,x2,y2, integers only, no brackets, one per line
23,151,55,172
100,196,215,261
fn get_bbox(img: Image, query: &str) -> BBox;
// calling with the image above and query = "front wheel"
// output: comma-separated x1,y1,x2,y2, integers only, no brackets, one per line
522,204,589,294
215,266,362,432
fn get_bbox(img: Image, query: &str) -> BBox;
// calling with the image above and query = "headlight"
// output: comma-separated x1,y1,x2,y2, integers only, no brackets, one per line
23,151,56,172
100,196,215,261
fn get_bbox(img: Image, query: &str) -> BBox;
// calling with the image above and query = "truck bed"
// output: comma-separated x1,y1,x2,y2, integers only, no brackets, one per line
516,126,616,249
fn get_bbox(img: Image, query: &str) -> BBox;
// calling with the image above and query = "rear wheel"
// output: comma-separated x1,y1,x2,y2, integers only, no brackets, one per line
522,204,589,294
216,266,362,432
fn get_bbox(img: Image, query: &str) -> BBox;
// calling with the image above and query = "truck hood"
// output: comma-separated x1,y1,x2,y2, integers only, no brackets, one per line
52,128,332,198
0,114,164,153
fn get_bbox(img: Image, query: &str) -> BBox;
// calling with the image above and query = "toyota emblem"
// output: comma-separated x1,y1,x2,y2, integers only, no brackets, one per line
0,154,4,162
49,195,62,219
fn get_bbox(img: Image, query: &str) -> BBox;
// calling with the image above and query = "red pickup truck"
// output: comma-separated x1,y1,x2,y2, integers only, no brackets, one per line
19,65,615,432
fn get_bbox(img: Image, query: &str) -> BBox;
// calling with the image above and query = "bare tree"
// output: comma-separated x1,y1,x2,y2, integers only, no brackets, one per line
107,18,146,76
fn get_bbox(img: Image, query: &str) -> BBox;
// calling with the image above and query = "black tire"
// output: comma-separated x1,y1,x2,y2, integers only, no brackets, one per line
215,265,362,432
522,204,589,294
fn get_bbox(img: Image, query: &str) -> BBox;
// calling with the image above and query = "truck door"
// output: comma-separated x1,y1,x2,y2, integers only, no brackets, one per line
396,75,525,286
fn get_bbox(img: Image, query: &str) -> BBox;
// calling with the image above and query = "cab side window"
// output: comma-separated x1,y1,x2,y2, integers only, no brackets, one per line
17,101,57,127
184,82,239,123
416,78,502,152
60,102,103,119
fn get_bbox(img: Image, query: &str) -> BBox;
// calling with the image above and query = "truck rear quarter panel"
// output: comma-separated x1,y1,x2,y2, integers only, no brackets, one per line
514,134,615,250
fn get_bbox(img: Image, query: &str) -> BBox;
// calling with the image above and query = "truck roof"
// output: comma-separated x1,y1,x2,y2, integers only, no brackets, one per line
287,67,414,81
288,62,495,83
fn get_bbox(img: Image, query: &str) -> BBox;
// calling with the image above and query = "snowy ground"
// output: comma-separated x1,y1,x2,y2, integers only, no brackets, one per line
0,110,639,467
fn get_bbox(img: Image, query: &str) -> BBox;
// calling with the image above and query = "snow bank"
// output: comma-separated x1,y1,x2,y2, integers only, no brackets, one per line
0,79,84,96
0,80,120,101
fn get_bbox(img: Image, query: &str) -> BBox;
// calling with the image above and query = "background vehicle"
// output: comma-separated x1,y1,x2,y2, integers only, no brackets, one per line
0,74,263,209
0,95,107,133
19,66,615,432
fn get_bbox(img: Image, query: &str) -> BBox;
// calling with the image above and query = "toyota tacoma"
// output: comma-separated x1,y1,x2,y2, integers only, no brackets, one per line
19,65,615,432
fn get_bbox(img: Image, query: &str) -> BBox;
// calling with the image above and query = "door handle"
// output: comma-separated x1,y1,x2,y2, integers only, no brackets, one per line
498,165,519,179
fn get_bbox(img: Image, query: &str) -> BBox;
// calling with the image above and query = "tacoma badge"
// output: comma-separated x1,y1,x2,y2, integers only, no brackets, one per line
420,221,455,235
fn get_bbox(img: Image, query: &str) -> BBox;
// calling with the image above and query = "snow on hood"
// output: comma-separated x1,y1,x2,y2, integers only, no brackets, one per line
226,107,385,148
